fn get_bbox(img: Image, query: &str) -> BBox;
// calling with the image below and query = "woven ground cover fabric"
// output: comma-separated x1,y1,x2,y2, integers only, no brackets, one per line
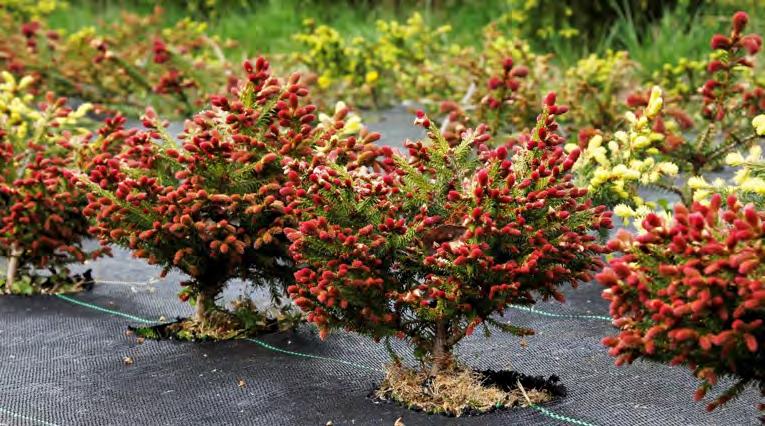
1,246,761,426
0,110,761,425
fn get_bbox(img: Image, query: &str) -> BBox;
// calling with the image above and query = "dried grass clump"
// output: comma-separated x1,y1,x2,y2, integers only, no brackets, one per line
142,311,248,341
376,363,550,416
134,310,263,341
134,298,303,341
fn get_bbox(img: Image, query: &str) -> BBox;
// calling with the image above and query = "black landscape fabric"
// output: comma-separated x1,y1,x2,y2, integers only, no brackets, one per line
0,244,761,426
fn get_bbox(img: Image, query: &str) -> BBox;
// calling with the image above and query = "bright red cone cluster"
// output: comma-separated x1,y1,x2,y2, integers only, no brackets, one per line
0,90,108,293
702,11,763,122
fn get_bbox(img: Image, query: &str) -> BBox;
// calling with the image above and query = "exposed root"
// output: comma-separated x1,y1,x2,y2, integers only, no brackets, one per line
376,363,550,417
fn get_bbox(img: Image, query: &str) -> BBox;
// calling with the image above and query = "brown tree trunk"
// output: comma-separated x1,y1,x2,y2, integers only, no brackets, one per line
194,291,210,325
192,271,225,326
430,321,453,376
4,242,22,294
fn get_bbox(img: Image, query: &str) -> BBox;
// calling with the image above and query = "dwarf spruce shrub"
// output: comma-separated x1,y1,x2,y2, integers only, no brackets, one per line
0,72,107,294
78,57,382,335
599,195,764,413
287,93,612,374
439,53,538,144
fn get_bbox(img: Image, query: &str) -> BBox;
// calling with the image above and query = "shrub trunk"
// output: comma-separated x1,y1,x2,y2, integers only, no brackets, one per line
430,321,455,375
4,242,21,294
192,275,224,326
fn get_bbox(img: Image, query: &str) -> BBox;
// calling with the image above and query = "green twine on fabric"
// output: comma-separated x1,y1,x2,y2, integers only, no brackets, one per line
55,294,603,426
509,304,612,322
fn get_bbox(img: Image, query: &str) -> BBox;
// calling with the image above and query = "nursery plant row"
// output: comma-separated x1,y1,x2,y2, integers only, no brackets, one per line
0,1,764,420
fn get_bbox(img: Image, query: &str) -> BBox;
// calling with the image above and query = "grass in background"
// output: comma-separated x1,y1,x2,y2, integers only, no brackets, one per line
605,0,765,79
607,4,712,79
48,0,509,58
47,0,760,76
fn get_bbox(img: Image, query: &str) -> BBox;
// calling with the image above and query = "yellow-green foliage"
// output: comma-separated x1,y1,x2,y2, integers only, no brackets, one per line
570,87,679,216
561,50,636,128
494,0,580,41
0,0,62,19
292,13,453,108
292,21,391,107
651,57,706,101
380,13,460,105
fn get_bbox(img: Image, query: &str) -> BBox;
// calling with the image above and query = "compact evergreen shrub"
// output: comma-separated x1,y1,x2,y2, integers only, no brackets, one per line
287,94,611,389
0,72,107,294
439,42,546,143
598,195,764,414
435,24,550,139
78,57,382,337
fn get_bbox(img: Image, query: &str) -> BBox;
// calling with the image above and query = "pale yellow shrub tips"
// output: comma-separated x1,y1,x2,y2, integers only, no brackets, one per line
754,114,765,136
0,72,91,141
570,86,679,217
689,118,765,205
317,102,362,135
611,204,655,227
0,72,39,131
690,147,765,201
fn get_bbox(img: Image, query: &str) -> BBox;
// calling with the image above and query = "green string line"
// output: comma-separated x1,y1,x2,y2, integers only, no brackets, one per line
55,294,155,324
0,407,59,426
531,405,597,426
54,294,601,426
509,304,612,322
245,338,384,373
54,294,381,373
